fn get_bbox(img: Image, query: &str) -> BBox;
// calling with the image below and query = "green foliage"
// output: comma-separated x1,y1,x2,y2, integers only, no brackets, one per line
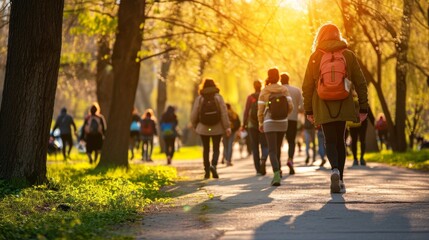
365,150,429,171
0,164,177,239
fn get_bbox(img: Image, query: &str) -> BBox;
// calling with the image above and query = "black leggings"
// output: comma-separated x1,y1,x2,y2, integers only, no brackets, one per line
349,119,368,160
285,120,298,159
164,137,176,158
322,121,346,180
60,134,73,158
200,135,222,172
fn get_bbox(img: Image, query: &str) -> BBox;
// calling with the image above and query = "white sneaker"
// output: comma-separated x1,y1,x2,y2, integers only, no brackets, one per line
339,180,346,193
330,168,340,193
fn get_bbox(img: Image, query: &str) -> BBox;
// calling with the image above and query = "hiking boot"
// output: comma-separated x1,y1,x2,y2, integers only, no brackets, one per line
210,166,219,179
271,171,281,186
320,158,326,167
260,160,267,176
287,160,295,175
360,159,366,166
353,159,359,166
339,180,346,193
330,168,341,193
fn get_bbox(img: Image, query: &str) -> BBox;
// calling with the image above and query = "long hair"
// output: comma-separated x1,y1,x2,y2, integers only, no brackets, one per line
198,78,218,94
265,67,280,86
142,108,157,122
312,23,347,52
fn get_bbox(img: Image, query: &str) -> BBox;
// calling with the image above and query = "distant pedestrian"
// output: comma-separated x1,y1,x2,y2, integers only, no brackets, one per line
160,106,178,165
140,109,157,162
303,117,315,165
52,107,77,160
223,103,241,167
302,23,368,193
191,78,231,179
375,115,388,150
129,108,141,160
258,67,293,186
280,72,303,169
315,125,327,167
80,104,106,164
242,80,269,175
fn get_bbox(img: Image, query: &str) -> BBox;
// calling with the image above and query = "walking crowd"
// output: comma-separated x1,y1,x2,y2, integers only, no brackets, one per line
51,23,394,194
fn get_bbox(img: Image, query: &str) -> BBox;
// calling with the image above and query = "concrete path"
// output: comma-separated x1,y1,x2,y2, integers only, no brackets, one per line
124,149,429,240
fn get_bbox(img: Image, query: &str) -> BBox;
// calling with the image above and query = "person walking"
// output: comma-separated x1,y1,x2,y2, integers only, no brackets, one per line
242,80,269,175
80,104,106,164
191,78,231,179
258,67,293,186
140,109,157,162
129,108,141,160
280,72,303,173
302,23,368,193
223,103,241,167
52,107,77,160
160,106,178,165
303,117,316,165
315,125,327,167
375,115,388,150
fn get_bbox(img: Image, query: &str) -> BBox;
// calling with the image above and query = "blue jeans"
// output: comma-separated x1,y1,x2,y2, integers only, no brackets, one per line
304,128,315,158
248,127,268,173
317,130,325,159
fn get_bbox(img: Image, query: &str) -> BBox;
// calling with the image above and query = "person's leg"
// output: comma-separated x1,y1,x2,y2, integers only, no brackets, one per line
148,137,154,161
286,120,297,159
226,131,236,165
249,128,261,173
66,134,73,157
359,120,368,164
265,131,281,186
222,135,228,162
276,132,285,174
170,137,176,159
304,129,311,164
211,135,222,178
60,135,68,160
200,135,211,178
317,130,326,166
349,127,359,164
335,122,347,180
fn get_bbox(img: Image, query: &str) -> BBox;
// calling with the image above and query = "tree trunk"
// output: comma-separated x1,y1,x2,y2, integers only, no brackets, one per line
96,35,113,121
391,0,413,152
156,53,171,153
98,0,145,168
0,0,64,185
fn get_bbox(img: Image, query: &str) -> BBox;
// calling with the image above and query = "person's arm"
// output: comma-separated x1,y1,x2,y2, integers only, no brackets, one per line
51,117,60,135
71,117,77,133
257,90,266,129
302,54,316,116
190,97,200,128
217,95,231,136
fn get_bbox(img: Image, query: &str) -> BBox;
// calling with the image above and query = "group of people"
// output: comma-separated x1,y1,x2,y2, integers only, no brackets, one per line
190,23,370,193
51,23,390,194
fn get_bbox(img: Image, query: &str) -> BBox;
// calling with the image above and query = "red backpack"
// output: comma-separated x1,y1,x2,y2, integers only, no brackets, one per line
317,49,350,101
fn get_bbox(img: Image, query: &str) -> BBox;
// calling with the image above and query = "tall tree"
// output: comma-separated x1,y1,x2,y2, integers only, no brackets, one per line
98,0,145,167
0,0,65,184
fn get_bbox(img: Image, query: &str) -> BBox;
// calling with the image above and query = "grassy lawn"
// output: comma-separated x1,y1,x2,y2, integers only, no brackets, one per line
47,145,203,163
364,149,429,171
0,163,177,239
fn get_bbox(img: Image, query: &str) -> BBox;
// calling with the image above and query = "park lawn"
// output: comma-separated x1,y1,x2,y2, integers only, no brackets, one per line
0,163,177,239
47,146,203,163
365,149,429,171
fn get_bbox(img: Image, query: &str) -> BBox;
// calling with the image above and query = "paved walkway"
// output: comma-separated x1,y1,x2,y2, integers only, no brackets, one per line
123,149,429,240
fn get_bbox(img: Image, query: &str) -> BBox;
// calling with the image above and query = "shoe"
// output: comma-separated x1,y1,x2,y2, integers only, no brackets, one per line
305,157,309,165
167,156,172,165
330,168,341,193
287,160,295,175
210,166,219,179
260,160,266,176
226,162,233,167
360,159,366,166
204,171,210,179
353,159,359,166
279,170,283,178
147,159,154,162
339,180,346,193
320,158,326,167
271,171,281,186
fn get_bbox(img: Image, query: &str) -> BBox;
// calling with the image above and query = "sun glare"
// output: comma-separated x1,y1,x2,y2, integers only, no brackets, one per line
279,0,308,12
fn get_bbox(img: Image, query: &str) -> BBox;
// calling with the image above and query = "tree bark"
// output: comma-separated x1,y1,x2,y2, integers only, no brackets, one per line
98,0,145,167
391,0,413,152
96,35,113,122
0,0,64,185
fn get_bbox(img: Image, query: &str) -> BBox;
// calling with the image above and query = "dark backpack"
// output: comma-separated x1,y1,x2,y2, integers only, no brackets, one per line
140,119,154,135
249,93,259,126
84,116,101,135
199,95,221,126
267,93,288,120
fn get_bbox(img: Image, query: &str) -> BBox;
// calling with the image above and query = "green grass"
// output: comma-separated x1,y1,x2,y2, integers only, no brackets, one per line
365,149,429,171
0,163,177,239
48,146,203,163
